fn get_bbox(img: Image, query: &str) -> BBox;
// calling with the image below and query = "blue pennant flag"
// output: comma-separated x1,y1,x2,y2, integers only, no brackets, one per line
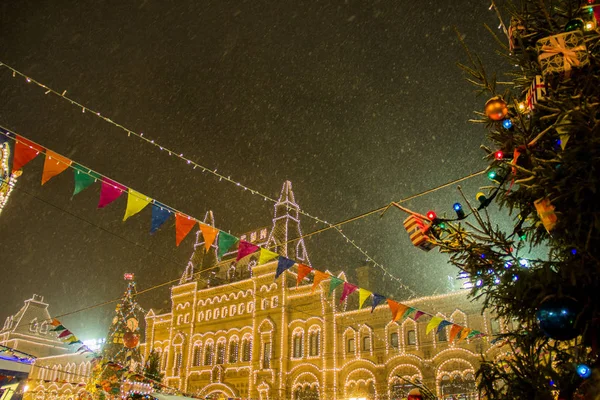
150,202,172,233
371,294,386,313
437,320,453,333
275,256,295,279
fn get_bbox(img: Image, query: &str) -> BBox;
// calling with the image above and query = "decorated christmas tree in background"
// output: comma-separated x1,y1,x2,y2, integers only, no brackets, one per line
102,273,144,369
408,0,600,398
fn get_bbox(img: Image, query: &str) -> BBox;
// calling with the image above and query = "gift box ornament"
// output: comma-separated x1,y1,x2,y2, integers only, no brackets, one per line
526,75,547,111
534,197,557,233
537,31,589,77
403,214,436,251
508,17,526,52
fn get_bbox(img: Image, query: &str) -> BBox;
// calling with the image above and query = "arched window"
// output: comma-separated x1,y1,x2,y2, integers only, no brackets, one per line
262,299,269,310
390,332,399,348
192,343,202,366
204,343,214,366
347,338,355,353
362,335,371,351
309,330,320,356
407,329,417,346
229,340,239,363
242,337,252,362
292,331,303,358
174,351,183,375
216,341,225,364
271,296,278,308
262,342,271,369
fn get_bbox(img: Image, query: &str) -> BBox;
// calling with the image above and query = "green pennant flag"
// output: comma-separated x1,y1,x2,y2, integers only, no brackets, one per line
73,164,101,196
328,276,344,296
217,231,239,259
50,325,66,332
401,307,417,321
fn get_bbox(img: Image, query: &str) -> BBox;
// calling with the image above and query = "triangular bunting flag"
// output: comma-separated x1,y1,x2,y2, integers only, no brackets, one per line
340,282,358,302
437,320,453,333
200,224,219,250
73,164,100,196
175,213,197,247
296,264,313,286
123,189,151,221
426,316,443,335
358,288,372,309
217,231,238,259
449,325,462,343
58,330,73,339
98,178,127,209
387,299,409,322
50,319,61,327
66,336,81,344
259,248,279,265
150,203,172,233
13,135,43,172
41,151,72,185
311,270,329,293
50,325,66,332
275,256,295,279
413,310,426,321
467,330,480,339
458,328,471,341
236,241,260,261
371,294,386,313
328,276,344,296
402,307,416,321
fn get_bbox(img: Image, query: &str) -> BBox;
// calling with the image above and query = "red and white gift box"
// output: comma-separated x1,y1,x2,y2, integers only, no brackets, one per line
403,214,436,251
526,75,547,111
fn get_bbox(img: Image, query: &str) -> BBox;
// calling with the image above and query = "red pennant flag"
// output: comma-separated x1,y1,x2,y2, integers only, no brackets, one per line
98,179,127,208
449,324,462,343
413,310,426,321
236,240,260,261
13,135,43,172
340,282,358,302
42,151,72,184
175,213,197,246
58,330,73,338
387,299,409,322
296,264,313,286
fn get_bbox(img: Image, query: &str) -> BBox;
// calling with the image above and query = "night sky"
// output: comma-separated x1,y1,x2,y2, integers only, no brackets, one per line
0,1,501,339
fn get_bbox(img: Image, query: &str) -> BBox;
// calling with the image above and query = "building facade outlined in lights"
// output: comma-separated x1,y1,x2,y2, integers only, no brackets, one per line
142,181,503,400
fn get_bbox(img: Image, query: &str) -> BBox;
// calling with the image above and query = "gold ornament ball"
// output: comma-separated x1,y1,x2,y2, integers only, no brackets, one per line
123,331,140,348
485,97,509,121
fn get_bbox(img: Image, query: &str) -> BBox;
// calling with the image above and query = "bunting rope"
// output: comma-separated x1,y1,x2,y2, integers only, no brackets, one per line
0,61,432,294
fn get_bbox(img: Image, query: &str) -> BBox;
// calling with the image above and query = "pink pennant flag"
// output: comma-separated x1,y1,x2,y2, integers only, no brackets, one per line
340,282,358,302
236,240,260,261
413,310,426,321
98,178,127,208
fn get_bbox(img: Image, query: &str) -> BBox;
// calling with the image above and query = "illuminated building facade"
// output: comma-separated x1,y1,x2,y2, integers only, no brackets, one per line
142,181,503,400
0,140,21,216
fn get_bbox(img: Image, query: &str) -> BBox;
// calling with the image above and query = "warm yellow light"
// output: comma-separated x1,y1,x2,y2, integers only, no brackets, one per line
517,102,526,112
585,21,595,31
23,385,29,393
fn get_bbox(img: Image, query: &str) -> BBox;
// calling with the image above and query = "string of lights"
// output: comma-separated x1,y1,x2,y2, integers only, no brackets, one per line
0,61,437,294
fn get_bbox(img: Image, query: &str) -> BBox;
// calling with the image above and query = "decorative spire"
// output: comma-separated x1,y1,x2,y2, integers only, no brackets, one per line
267,181,310,264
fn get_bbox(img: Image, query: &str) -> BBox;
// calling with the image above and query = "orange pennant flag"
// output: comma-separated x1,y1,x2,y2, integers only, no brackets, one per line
449,324,462,343
41,151,72,185
175,213,197,247
458,327,471,342
199,224,219,250
296,264,313,286
387,299,409,322
50,319,61,327
311,270,329,293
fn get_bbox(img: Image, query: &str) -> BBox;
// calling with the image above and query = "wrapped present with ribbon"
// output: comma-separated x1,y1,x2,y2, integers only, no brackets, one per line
508,17,526,53
403,214,436,251
526,75,546,111
534,197,557,233
536,31,589,77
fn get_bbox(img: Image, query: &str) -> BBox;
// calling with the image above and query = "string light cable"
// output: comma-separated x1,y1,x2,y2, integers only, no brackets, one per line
0,62,465,294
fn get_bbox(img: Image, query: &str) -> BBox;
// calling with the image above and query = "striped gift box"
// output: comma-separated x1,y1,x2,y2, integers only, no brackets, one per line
526,75,546,111
403,214,436,251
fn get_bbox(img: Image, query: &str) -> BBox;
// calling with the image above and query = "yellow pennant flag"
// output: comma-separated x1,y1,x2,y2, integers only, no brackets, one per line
358,288,372,309
41,151,72,185
426,316,443,335
458,327,471,342
199,224,219,250
258,248,279,265
123,189,151,221
311,270,330,293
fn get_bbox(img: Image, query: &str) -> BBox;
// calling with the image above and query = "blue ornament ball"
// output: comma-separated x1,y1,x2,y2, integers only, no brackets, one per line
536,296,581,340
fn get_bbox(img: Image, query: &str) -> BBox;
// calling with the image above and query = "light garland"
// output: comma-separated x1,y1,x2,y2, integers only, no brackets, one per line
0,141,20,215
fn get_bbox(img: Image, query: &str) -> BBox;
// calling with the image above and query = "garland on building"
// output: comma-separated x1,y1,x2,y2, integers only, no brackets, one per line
0,129,485,340
0,137,21,215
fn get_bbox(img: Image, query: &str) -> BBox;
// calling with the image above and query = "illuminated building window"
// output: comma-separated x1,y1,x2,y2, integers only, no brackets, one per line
230,305,236,316
362,336,371,351
437,328,448,342
216,342,225,364
407,330,416,346
293,334,303,358
242,338,252,362
214,309,220,319
262,299,269,310
260,229,268,239
240,235,247,241
248,301,254,312
239,304,245,314
229,340,239,363
222,307,228,318
347,338,355,353
309,330,320,356
271,296,278,308
206,310,212,320
204,343,214,366
197,311,204,321
490,318,501,335
174,351,182,375
192,344,202,366
250,231,257,242
390,332,399,348
263,342,271,369
184,313,190,323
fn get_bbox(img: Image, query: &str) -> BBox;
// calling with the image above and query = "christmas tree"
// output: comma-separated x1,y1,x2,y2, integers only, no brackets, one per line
102,273,144,369
425,1,600,398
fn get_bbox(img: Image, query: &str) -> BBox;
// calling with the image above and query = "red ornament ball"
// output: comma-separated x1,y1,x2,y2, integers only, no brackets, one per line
485,97,509,121
123,331,140,348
